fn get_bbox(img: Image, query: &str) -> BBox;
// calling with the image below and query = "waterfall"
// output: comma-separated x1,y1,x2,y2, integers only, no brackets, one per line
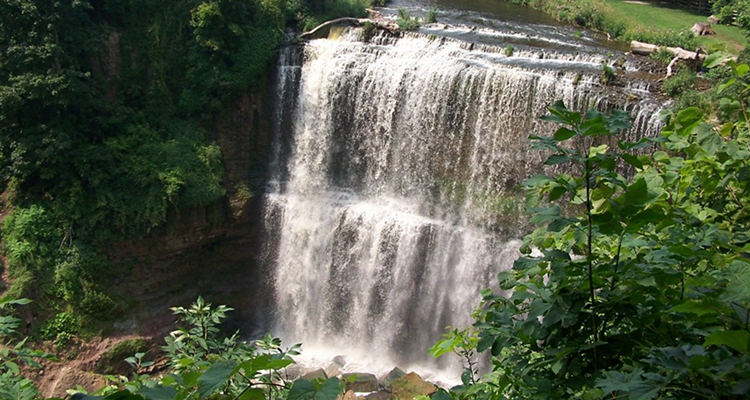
263,27,664,378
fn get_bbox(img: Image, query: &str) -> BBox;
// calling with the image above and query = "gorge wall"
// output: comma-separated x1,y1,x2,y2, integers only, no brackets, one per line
105,92,275,336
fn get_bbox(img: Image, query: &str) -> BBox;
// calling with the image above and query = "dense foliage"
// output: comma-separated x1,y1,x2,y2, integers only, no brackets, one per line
713,0,750,36
0,0,276,319
0,0,376,324
433,56,750,399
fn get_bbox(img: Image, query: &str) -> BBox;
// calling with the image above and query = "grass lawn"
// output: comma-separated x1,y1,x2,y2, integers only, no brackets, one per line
604,0,747,52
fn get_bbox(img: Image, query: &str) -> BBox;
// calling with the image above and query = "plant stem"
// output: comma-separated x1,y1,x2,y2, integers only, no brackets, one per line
585,155,599,372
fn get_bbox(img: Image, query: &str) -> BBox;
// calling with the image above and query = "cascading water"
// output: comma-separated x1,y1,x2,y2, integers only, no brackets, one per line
262,0,666,381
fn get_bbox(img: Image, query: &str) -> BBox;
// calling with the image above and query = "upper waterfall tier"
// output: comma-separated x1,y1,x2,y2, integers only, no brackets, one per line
272,28,664,231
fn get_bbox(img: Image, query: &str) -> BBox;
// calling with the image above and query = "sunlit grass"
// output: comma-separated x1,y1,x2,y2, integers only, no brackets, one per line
604,0,747,52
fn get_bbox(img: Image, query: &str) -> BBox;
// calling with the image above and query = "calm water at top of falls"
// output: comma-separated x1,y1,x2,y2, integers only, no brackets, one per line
261,0,666,385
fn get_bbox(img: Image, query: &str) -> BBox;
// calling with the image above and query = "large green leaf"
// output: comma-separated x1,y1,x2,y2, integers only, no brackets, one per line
623,178,649,207
597,369,664,400
430,335,461,358
695,123,722,155
669,300,721,317
237,388,266,400
198,360,238,398
544,154,570,165
137,385,177,400
703,51,734,69
705,330,750,354
553,127,577,141
542,100,581,125
288,378,343,400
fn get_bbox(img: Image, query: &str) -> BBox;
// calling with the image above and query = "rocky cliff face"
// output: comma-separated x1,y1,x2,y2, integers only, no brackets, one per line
106,91,274,338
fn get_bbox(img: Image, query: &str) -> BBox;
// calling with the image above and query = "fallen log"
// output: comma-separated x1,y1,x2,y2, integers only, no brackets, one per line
665,56,681,78
299,17,363,40
631,40,706,79
299,9,399,40
630,40,705,61
631,40,738,79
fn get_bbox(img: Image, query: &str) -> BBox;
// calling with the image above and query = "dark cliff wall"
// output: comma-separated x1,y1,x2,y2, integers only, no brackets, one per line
106,91,275,337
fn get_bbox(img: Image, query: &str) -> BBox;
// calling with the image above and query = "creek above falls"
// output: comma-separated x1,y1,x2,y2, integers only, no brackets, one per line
260,0,667,383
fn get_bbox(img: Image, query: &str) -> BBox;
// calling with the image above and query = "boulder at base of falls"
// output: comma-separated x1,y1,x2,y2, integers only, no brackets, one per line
379,367,406,392
365,391,392,400
283,364,303,381
301,368,328,381
325,360,344,377
339,390,365,400
333,355,348,366
342,372,379,392
389,372,438,400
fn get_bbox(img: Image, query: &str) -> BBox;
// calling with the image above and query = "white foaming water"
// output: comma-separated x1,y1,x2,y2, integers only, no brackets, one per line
262,26,664,381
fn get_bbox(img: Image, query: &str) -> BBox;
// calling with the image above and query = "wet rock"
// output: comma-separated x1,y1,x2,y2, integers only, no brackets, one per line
380,367,406,391
365,391,392,400
390,372,437,400
339,390,364,400
333,355,348,366
282,363,303,381
325,360,344,377
301,368,327,381
343,372,379,392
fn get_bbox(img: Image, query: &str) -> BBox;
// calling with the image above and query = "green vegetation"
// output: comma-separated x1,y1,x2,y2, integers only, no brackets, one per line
662,68,698,97
713,0,750,47
606,0,746,52
426,8,438,24
507,0,747,52
0,0,375,333
397,8,422,31
96,338,150,374
0,298,53,400
0,0,281,323
432,57,750,398
298,0,373,31
600,63,616,85
1,297,345,400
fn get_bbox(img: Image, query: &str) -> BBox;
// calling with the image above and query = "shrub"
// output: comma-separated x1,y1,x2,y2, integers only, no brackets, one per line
601,63,616,84
397,9,421,31
425,7,438,24
96,338,151,374
662,68,696,97
39,312,79,348
650,48,674,64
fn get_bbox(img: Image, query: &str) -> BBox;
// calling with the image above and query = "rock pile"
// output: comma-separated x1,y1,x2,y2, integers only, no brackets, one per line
290,357,440,400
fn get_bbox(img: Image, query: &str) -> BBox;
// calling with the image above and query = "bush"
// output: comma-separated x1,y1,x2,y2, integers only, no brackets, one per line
39,312,79,347
397,8,420,30
662,68,696,97
425,7,437,24
650,48,676,64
